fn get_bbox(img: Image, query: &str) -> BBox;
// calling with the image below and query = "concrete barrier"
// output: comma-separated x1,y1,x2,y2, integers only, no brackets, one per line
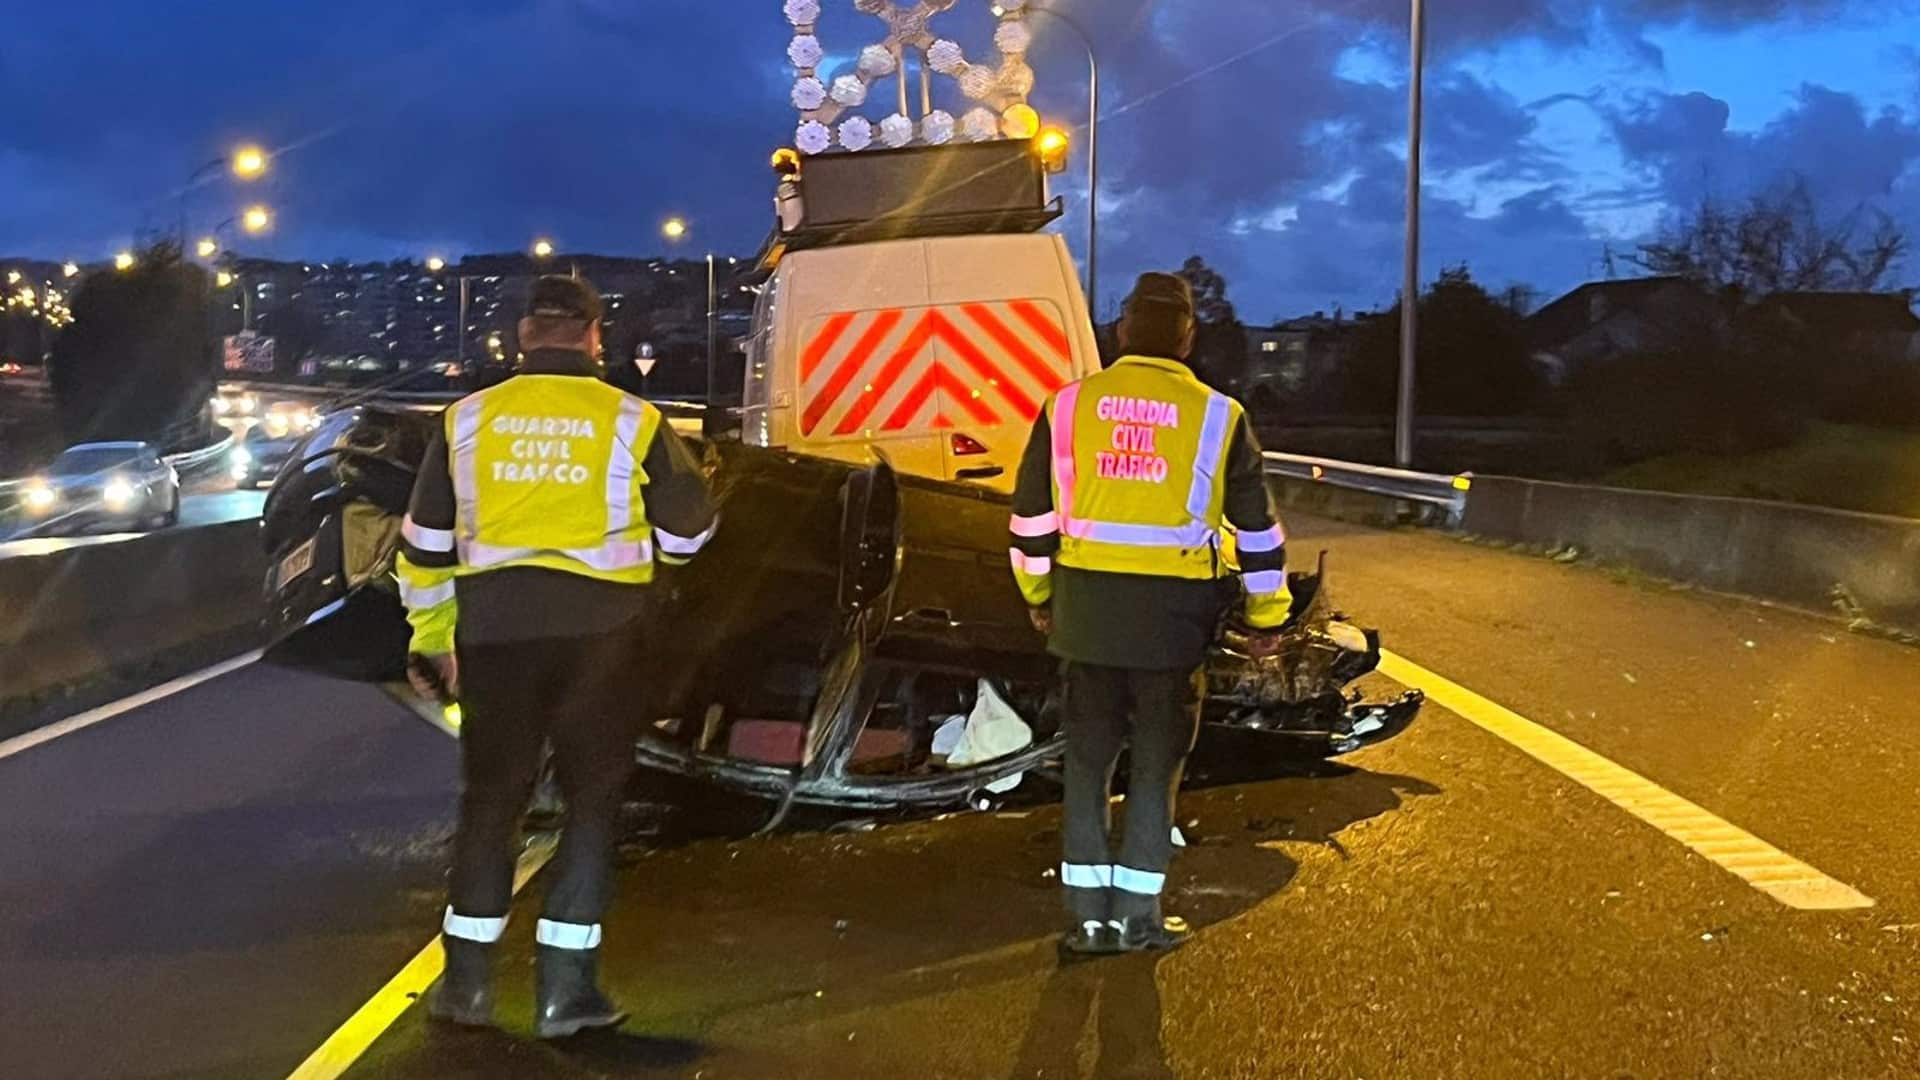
0,519,268,720
1463,476,1920,634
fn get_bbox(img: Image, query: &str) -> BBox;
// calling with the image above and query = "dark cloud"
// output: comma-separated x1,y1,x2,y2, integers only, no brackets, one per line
1603,83,1920,209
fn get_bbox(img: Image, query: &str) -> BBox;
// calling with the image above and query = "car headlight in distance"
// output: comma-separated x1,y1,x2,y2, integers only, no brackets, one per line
102,477,137,508
211,396,231,416
240,394,258,415
23,482,57,512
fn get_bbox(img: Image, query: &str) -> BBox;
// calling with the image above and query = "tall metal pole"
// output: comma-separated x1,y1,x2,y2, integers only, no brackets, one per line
1028,6,1099,310
456,275,471,374
705,253,718,409
1395,0,1426,469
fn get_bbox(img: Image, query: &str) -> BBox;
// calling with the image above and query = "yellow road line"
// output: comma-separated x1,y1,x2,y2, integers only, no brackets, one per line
1377,650,1874,912
285,834,557,1080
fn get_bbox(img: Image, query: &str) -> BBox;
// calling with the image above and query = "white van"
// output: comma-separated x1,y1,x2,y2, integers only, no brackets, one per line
735,140,1100,490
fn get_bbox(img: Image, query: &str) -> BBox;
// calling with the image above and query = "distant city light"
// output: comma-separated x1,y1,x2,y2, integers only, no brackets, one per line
216,271,235,288
4,270,17,285
532,238,555,258
62,262,80,278
114,252,135,271
662,217,689,242
426,256,447,272
196,237,219,258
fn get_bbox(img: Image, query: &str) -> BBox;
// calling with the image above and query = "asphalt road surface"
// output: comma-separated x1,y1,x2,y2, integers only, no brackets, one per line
4,511,1917,1079
0,487,265,559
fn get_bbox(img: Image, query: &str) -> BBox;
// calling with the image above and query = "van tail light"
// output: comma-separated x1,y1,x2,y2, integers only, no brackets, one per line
950,433,990,456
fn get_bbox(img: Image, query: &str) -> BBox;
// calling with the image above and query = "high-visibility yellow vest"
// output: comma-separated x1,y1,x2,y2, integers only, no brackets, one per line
1045,355,1241,580
446,375,665,585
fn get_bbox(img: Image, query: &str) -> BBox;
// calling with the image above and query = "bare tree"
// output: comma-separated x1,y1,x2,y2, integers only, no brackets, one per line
1627,178,1908,294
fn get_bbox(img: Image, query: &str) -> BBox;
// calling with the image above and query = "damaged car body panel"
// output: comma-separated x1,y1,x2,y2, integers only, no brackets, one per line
259,404,1421,817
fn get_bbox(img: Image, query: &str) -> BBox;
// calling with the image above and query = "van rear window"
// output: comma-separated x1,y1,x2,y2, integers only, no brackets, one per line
797,300,1074,439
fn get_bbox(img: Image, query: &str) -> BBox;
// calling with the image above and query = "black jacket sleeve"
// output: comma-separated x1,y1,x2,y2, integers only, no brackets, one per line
401,425,459,569
644,420,719,561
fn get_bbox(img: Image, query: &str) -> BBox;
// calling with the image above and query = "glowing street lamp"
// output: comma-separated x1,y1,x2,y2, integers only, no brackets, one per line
242,206,272,233
4,270,17,286
532,238,556,259
196,237,219,258
426,256,447,273
216,271,235,288
661,217,689,242
232,146,269,179
62,262,80,278
114,252,136,271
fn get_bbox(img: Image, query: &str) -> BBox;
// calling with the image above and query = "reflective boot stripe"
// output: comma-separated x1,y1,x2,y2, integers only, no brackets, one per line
535,919,603,950
443,908,506,943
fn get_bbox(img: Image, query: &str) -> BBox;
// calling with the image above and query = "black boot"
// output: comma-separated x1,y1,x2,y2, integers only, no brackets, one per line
1058,918,1123,961
428,938,495,1027
535,946,628,1039
1115,911,1191,953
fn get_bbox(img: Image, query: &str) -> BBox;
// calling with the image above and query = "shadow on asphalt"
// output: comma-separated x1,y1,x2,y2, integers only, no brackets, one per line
1009,953,1173,1080
355,745,1438,1076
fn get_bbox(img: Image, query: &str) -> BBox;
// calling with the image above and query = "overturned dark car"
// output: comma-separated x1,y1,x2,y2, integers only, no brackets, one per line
259,405,1421,823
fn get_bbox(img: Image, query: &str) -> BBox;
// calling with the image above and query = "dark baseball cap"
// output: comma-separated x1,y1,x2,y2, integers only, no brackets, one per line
1123,272,1195,320
526,275,603,322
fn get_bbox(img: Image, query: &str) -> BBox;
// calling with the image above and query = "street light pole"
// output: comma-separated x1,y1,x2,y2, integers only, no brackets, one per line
706,252,718,407
1395,0,1426,469
1026,4,1099,310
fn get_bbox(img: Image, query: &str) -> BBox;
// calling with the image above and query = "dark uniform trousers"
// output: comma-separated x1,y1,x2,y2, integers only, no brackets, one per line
450,620,646,927
1061,661,1205,922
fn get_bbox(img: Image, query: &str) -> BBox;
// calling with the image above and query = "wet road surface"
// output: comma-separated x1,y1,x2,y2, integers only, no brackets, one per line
5,512,1917,1078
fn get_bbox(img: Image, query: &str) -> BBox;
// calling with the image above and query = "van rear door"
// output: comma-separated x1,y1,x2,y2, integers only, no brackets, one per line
787,235,1093,488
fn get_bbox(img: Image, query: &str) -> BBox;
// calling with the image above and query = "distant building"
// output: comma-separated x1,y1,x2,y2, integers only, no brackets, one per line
1525,276,1721,383
221,253,751,383
1529,278,1920,379
1240,311,1366,411
1751,291,1920,364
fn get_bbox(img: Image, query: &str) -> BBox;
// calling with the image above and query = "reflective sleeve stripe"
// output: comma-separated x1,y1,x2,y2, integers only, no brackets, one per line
1185,393,1234,522
535,919,603,950
1242,569,1287,596
605,396,644,536
1050,383,1082,526
443,908,506,943
1063,518,1216,548
1060,862,1113,889
1112,866,1167,895
402,516,455,553
1009,549,1053,576
1010,512,1059,538
400,578,456,611
462,538,653,573
1236,523,1286,553
655,520,717,557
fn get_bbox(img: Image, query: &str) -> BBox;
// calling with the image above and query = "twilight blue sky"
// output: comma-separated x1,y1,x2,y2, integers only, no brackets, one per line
3,0,1917,319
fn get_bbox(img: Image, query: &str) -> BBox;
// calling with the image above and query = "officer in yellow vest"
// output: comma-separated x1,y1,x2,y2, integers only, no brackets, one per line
1009,272,1290,957
397,276,716,1037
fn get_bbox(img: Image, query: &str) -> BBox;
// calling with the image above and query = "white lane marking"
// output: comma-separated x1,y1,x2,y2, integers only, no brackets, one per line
284,836,558,1080
0,650,264,762
1377,651,1874,911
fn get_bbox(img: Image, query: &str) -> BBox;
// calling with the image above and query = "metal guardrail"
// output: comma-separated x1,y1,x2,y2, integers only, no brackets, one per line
1263,451,1471,523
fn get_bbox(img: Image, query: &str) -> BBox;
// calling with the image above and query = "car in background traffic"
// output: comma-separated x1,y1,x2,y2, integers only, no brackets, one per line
230,424,300,488
210,389,259,421
16,442,181,535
